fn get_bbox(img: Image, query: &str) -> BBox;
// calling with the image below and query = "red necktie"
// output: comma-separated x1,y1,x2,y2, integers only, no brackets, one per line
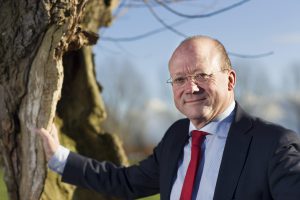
180,130,208,200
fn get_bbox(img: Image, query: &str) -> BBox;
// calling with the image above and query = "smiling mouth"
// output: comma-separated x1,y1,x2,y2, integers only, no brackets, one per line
185,98,206,103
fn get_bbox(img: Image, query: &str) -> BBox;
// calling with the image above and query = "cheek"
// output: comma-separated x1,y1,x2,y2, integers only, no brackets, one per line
173,89,183,104
173,88,179,97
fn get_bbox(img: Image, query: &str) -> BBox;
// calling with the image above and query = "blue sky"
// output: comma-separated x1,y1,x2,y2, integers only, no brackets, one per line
95,0,300,95
94,0,300,143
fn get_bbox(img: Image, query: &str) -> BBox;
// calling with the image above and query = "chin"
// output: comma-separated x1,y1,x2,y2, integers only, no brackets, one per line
185,108,210,119
186,111,205,119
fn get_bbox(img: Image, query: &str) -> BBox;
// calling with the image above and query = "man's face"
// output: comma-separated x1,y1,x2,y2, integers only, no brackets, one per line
168,39,235,127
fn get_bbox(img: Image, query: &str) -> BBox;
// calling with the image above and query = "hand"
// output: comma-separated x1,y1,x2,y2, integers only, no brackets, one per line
34,124,60,162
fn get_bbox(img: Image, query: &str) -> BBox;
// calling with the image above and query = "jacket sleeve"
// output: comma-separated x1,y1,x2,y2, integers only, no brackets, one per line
268,129,300,200
61,142,163,199
61,119,188,199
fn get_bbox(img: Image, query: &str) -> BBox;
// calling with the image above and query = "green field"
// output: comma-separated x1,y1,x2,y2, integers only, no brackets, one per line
138,194,160,200
0,168,8,200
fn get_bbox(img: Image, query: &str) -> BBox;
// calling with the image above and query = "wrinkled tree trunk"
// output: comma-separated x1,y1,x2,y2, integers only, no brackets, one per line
0,0,127,200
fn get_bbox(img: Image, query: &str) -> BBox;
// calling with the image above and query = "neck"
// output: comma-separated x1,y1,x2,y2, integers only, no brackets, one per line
190,118,211,130
191,100,235,129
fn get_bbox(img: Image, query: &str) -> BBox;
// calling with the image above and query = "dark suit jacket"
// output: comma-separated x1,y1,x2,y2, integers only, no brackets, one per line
62,103,300,200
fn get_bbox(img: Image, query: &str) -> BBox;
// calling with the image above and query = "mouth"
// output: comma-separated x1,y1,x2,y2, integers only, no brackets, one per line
184,97,206,104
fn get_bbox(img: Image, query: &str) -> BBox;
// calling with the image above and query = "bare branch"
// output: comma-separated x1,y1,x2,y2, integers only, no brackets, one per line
228,51,274,58
124,0,197,8
101,0,273,59
112,0,129,19
154,0,251,18
144,0,187,38
101,19,188,41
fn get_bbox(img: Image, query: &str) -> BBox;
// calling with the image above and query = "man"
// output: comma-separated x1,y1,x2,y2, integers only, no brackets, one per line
37,35,300,200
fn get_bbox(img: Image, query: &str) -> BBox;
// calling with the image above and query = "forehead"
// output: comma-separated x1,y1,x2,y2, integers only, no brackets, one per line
169,40,220,75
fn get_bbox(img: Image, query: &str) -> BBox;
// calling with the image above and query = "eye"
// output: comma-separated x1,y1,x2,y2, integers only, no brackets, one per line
173,77,186,85
194,73,209,81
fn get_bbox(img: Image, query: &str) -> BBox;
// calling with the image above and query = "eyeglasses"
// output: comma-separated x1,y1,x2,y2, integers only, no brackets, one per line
167,69,229,87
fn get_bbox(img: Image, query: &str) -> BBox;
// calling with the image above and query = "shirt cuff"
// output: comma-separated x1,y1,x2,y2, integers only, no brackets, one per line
48,145,70,175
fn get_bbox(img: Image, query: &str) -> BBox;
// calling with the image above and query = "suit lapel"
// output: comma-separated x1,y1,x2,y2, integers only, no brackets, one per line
164,119,190,200
213,103,253,200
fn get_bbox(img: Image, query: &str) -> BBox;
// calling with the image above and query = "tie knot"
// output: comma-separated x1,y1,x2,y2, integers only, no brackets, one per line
191,130,208,146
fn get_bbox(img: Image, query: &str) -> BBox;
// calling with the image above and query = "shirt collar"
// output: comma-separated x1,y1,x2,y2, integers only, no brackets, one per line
189,101,236,138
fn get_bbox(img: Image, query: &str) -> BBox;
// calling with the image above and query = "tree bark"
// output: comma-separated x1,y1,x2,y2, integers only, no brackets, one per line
0,0,127,199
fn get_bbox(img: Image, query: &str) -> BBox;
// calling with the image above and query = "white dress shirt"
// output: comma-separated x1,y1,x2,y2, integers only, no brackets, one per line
48,145,70,175
170,101,235,200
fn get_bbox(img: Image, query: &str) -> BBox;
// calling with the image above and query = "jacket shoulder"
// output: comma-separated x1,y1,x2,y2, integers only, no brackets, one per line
163,118,189,137
252,116,296,135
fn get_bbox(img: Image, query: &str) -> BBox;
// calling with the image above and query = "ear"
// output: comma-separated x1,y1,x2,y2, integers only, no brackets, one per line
228,69,236,91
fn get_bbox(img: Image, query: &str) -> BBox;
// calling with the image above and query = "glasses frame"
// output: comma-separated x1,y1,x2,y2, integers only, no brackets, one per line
166,69,230,87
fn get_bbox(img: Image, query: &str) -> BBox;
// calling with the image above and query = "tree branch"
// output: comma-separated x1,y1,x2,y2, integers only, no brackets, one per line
154,0,251,18
144,0,187,38
101,19,188,41
228,51,274,58
101,0,273,59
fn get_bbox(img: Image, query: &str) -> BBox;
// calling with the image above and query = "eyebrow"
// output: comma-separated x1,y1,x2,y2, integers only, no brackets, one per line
172,69,206,77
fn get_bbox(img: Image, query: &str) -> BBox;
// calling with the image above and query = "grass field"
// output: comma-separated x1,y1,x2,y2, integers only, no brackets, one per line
0,168,8,200
138,194,160,200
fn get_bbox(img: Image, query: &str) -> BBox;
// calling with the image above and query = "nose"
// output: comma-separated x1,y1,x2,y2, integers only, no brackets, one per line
185,78,199,93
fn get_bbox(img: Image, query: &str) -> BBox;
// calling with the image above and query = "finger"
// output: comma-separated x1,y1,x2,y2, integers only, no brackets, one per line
34,127,52,140
29,126,41,135
50,124,59,141
36,129,57,158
